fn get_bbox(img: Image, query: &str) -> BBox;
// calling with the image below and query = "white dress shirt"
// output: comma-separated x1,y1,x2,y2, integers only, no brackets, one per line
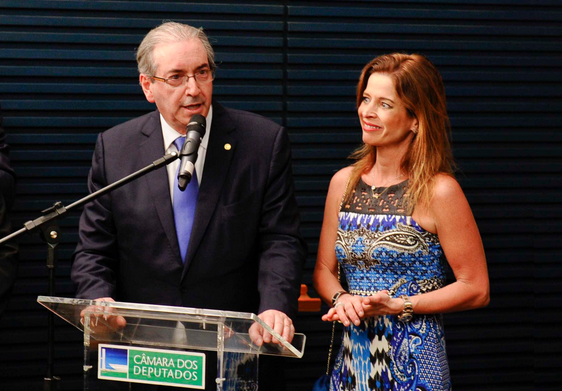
161,106,213,203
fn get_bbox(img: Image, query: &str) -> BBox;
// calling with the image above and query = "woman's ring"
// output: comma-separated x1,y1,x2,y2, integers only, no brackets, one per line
334,302,344,309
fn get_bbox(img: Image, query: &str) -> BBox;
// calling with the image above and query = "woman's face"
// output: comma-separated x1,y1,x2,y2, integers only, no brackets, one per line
358,72,417,149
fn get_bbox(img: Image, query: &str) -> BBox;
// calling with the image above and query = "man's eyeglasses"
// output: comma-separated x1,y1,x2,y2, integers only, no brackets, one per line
151,69,215,87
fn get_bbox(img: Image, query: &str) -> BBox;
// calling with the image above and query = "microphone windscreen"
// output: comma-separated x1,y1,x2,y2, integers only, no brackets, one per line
187,114,206,137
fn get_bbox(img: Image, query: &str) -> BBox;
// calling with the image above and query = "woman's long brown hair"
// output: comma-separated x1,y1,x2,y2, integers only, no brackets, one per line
345,53,455,212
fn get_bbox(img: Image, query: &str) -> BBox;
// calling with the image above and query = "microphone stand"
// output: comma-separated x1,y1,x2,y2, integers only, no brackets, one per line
0,152,179,391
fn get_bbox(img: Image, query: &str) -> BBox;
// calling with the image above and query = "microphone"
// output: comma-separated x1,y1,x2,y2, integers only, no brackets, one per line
177,114,206,191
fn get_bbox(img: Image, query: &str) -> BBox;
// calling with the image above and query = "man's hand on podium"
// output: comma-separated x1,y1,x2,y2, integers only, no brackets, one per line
248,309,295,347
80,297,127,333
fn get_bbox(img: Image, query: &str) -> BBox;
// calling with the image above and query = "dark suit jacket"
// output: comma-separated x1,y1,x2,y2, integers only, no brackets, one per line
71,102,306,320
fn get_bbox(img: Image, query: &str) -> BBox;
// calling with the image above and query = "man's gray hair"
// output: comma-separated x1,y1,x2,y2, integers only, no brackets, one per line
136,21,216,76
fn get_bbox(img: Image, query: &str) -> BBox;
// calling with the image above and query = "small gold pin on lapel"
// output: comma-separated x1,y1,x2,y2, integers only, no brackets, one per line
224,143,232,151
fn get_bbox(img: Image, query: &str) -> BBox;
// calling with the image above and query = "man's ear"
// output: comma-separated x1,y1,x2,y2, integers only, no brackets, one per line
139,74,155,103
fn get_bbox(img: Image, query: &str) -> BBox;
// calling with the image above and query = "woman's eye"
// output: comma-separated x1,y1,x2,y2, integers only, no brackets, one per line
381,102,391,108
362,97,370,104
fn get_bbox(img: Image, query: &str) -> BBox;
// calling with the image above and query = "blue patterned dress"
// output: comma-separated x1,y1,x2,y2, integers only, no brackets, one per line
330,179,451,391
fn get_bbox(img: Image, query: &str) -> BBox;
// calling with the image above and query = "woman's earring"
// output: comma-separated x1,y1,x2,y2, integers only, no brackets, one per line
412,127,419,135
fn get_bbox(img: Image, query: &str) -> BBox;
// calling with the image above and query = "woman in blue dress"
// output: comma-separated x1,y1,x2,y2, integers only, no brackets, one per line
313,53,490,391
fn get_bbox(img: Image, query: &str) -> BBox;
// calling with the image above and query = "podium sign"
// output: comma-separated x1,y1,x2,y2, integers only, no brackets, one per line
38,296,306,390
99,344,206,388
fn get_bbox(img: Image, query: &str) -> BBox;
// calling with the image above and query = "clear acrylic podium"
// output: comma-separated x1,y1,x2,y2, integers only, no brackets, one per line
37,296,306,390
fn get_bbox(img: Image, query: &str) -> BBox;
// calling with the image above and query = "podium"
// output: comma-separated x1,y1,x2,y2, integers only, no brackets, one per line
37,296,306,390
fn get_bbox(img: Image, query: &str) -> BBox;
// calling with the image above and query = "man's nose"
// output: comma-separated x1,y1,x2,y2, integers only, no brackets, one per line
184,77,200,95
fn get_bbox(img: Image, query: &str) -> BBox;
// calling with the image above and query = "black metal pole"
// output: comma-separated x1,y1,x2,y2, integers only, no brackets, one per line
0,152,179,391
44,235,60,391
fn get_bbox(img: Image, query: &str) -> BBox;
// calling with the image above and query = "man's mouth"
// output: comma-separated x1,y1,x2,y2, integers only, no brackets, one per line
183,103,202,110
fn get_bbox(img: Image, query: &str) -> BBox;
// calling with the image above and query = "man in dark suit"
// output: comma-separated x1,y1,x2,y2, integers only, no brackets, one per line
70,22,306,389
0,103,18,320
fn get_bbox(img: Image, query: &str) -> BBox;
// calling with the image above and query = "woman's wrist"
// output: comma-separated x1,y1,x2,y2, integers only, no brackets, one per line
396,294,414,322
331,290,349,307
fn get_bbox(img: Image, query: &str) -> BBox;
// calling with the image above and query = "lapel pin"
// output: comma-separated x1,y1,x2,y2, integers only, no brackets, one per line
224,143,232,151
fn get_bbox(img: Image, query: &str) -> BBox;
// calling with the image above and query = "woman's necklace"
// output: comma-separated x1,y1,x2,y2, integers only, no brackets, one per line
371,172,405,199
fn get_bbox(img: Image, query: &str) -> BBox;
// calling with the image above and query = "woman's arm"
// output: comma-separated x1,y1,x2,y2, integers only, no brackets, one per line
313,167,373,327
361,174,490,317
406,174,490,314
313,167,350,304
317,173,489,323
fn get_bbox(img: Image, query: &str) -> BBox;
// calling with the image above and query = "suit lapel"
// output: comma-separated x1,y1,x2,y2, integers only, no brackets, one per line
138,111,182,264
183,102,236,276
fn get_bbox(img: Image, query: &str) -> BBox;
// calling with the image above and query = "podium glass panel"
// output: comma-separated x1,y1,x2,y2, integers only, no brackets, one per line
38,296,305,390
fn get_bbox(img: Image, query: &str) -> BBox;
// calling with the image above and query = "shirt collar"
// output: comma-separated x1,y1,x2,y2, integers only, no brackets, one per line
161,105,213,151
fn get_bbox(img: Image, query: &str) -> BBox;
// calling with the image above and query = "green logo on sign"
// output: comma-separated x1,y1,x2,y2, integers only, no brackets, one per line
99,344,205,389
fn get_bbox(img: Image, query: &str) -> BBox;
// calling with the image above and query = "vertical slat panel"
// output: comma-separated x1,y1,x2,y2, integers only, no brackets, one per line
285,1,559,390
0,2,285,390
0,1,559,390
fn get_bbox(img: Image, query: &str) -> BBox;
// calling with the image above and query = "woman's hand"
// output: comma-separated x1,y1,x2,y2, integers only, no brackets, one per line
322,291,404,326
322,293,366,326
360,290,403,318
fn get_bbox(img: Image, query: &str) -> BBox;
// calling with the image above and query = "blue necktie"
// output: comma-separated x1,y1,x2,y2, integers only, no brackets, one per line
173,137,199,263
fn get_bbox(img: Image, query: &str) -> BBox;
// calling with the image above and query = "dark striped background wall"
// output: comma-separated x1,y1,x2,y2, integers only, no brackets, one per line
0,1,559,390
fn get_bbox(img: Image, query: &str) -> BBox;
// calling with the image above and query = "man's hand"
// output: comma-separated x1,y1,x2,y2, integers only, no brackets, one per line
80,297,127,333
248,310,295,347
